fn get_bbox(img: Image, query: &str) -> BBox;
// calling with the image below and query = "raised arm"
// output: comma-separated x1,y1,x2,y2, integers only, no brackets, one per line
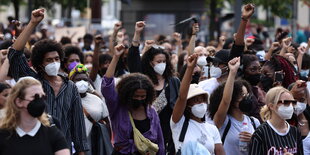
13,9,44,51
235,4,254,46
279,37,292,56
265,42,280,61
297,46,306,72
213,57,240,128
105,44,125,78
173,32,183,56
0,58,9,82
108,22,122,56
188,23,199,56
141,40,155,55
89,35,103,81
216,36,226,52
172,53,198,123
132,21,145,47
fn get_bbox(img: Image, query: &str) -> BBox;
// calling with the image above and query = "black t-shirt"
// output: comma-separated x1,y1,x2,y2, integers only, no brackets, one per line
134,118,150,134
0,125,69,155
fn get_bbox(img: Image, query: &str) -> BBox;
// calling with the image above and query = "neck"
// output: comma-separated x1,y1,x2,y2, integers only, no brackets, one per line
231,108,244,121
190,115,203,123
157,74,164,81
80,93,87,98
269,113,287,129
19,111,38,132
43,74,59,82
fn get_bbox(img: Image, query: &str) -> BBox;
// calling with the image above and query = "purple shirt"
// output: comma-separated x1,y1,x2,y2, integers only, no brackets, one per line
101,77,165,155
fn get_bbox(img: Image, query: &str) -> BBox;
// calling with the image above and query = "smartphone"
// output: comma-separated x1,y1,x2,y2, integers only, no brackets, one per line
275,71,284,83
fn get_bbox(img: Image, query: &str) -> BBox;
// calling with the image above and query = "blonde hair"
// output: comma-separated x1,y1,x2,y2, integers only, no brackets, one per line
260,86,292,121
0,77,50,130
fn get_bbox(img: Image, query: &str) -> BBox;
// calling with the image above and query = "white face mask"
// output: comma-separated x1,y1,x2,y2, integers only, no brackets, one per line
191,103,207,118
294,102,307,115
210,65,222,78
197,56,207,66
45,62,60,76
277,104,294,120
75,80,89,93
153,63,166,75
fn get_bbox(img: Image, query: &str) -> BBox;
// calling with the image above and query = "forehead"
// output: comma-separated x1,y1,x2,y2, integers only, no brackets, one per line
246,61,260,68
73,73,88,80
279,92,294,100
134,89,147,95
24,85,44,96
68,53,80,60
43,51,59,59
153,53,166,61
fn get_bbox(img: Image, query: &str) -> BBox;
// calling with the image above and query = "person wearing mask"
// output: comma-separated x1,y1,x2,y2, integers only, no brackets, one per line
128,21,180,154
209,57,260,155
7,9,89,154
0,77,70,155
102,44,164,155
171,53,225,155
69,64,111,155
249,86,303,155
0,82,11,118
62,44,85,76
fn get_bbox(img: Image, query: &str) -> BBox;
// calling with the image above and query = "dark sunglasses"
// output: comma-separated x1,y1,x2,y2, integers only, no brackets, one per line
277,100,297,106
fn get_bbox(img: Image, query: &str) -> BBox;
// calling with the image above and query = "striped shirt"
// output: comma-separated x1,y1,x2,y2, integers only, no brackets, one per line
249,120,303,155
7,48,89,152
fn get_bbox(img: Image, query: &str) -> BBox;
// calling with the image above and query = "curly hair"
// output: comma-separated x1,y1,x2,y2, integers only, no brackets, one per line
116,73,155,108
141,47,174,85
30,39,63,73
208,79,252,120
63,44,84,64
242,54,259,73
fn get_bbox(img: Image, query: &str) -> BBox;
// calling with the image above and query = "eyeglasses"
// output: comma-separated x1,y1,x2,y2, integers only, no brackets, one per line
277,100,297,106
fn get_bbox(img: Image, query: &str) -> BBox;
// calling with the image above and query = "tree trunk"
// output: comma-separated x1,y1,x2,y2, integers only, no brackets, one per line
90,0,102,24
209,0,216,41
12,0,20,20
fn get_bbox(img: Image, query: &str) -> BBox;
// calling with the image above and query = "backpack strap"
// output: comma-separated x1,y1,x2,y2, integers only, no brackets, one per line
249,116,256,130
221,118,231,144
178,117,190,142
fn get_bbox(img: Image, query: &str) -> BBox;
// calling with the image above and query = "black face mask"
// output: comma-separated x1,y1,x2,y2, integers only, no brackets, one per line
130,99,146,110
191,72,201,84
245,74,261,86
27,94,46,117
239,94,253,113
260,75,273,92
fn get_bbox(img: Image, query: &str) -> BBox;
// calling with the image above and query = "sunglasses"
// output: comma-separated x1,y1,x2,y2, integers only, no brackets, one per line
277,100,297,106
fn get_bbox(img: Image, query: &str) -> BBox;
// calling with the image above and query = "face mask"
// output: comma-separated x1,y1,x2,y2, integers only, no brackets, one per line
85,63,93,70
294,102,307,115
153,63,166,75
260,75,273,92
68,61,79,71
239,94,253,113
27,94,46,117
191,103,207,118
197,56,207,66
210,66,222,78
131,99,145,109
191,72,201,84
300,69,309,78
75,80,89,93
277,104,294,120
245,74,261,86
45,62,60,76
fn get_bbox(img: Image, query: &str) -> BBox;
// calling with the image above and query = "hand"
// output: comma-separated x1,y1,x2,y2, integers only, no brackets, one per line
241,4,255,20
192,23,199,35
298,46,306,55
114,44,125,57
270,42,280,51
283,148,293,155
116,31,125,44
94,35,104,47
143,40,155,52
30,9,44,25
173,32,182,44
290,80,306,101
282,37,292,48
239,132,252,142
219,36,226,45
187,53,198,68
135,21,145,34
228,57,240,72
114,22,122,32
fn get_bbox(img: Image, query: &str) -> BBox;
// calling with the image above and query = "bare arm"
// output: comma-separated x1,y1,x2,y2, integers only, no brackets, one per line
171,53,198,123
214,144,226,155
108,22,122,56
105,45,125,78
279,37,292,56
235,4,254,46
213,57,240,128
89,35,103,81
0,58,9,82
187,23,199,56
54,149,70,155
13,9,44,51
132,21,145,47
297,46,306,72
173,32,183,56
265,42,280,61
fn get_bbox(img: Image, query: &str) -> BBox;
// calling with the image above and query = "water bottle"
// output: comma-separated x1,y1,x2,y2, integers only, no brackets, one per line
239,122,249,152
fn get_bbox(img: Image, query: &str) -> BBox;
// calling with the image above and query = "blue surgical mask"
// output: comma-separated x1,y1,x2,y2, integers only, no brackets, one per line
300,69,309,78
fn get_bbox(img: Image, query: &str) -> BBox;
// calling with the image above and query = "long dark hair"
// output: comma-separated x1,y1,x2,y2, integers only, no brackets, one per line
116,73,155,107
141,47,174,85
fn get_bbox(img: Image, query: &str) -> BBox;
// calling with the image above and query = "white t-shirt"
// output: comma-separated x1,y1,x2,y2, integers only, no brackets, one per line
303,132,310,154
219,115,260,155
170,116,222,155
198,78,220,95
93,74,121,98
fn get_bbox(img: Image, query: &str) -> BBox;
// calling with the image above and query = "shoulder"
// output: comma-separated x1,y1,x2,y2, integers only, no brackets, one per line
168,76,180,84
204,122,219,133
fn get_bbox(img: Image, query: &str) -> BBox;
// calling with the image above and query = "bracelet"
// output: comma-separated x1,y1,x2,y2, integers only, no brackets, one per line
241,16,249,21
132,40,139,44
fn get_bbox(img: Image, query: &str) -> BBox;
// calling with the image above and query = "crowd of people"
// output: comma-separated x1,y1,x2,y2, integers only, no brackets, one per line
0,3,310,155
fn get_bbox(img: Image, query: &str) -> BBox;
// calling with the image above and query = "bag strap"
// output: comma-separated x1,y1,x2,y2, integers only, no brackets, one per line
83,108,96,124
178,117,190,142
250,116,256,130
221,118,231,144
128,112,137,129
